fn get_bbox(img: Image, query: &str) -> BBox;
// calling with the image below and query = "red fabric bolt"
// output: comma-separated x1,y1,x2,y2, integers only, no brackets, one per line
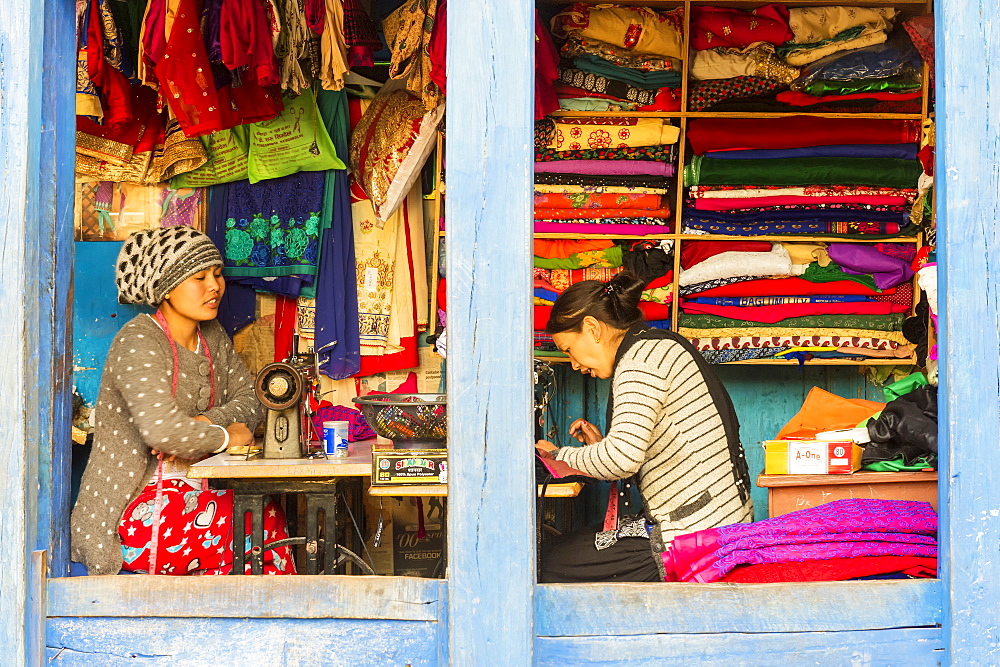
691,277,892,298
686,117,923,155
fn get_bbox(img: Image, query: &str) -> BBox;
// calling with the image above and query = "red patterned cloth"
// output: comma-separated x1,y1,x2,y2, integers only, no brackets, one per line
693,277,893,298
721,555,937,583
870,281,914,307
690,4,792,50
688,76,787,112
680,301,911,323
119,480,296,575
776,90,922,108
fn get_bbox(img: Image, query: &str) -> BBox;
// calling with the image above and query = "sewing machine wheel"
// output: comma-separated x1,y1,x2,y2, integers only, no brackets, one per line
255,362,304,411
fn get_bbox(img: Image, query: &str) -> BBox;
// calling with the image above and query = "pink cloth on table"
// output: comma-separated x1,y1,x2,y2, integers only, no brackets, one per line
662,498,938,583
689,195,910,211
534,221,672,235
534,160,676,176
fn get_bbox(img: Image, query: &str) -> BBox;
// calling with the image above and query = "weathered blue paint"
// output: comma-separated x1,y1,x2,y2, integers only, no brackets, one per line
936,0,1000,662
536,580,942,635
444,0,535,661
46,617,442,665
37,0,77,579
535,627,944,666
0,0,75,660
72,242,150,405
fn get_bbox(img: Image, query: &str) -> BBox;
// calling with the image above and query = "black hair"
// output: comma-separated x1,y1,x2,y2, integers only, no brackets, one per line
545,271,646,334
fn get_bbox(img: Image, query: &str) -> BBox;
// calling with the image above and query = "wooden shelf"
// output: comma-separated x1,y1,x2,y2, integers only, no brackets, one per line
550,110,923,120
534,354,917,366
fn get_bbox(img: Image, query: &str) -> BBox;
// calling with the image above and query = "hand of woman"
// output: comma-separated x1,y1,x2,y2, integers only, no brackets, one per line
535,439,558,457
226,422,254,448
569,418,602,445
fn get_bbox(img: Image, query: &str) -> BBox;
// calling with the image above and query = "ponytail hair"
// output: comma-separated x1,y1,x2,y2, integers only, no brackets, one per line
545,272,646,334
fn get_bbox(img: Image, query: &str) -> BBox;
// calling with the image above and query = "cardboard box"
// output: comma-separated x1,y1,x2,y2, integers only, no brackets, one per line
371,449,448,486
763,440,863,475
363,492,444,577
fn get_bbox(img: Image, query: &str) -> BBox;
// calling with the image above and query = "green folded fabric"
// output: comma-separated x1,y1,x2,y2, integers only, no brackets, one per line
863,454,937,472
573,55,682,89
534,245,624,270
678,312,906,331
802,261,879,291
883,372,929,401
684,155,922,189
804,74,922,97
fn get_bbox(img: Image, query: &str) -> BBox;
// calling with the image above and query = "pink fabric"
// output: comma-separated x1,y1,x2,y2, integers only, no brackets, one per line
680,300,910,323
535,11,561,120
663,498,938,583
534,221,672,235
689,195,910,211
534,160,675,176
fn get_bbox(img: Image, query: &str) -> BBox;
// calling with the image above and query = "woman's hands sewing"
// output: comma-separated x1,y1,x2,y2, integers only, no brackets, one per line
151,415,254,461
569,418,602,445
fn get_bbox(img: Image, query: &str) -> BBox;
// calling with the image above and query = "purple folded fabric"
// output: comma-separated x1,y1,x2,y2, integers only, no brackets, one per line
828,243,915,289
534,160,676,176
534,221,672,235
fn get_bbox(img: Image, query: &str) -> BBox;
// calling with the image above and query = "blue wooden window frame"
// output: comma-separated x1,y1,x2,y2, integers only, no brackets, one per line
2,0,999,662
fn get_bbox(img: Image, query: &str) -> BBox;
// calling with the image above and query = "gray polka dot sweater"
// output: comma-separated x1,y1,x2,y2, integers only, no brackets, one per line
71,315,263,574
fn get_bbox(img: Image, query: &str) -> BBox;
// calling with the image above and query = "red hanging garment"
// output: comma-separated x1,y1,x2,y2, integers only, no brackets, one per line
219,0,280,86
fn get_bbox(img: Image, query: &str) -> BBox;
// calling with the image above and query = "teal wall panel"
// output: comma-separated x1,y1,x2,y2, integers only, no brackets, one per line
72,242,150,406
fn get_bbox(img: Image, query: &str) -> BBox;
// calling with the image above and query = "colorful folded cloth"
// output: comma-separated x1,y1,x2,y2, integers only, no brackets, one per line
690,4,793,50
687,76,789,112
682,220,905,237
535,145,676,163
548,266,623,292
534,301,671,330
701,347,791,363
679,301,910,324
534,192,664,209
687,276,891,298
534,207,672,221
703,144,919,161
550,5,685,60
679,312,906,331
535,160,676,176
689,195,910,211
686,117,921,154
663,499,937,583
678,244,792,287
534,184,670,195
684,156,922,189
689,295,871,306
557,67,659,107
687,335,900,351
534,221,672,235
720,555,936,583
559,36,683,73
572,55,683,88
679,326,911,346
534,173,671,188
548,117,680,151
534,243,623,270
533,238,615,258
776,90,922,108
689,184,917,199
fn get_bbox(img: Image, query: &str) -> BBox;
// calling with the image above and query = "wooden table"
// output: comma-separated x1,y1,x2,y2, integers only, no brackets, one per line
757,471,939,518
368,482,583,497
188,440,376,575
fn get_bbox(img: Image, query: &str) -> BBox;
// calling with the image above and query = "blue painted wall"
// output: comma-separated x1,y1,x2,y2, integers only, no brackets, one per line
72,242,150,406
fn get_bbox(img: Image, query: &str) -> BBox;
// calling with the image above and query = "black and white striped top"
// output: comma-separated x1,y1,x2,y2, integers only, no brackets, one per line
555,336,753,542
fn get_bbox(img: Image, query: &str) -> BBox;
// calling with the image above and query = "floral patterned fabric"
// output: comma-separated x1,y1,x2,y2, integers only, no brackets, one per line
534,193,663,209
535,144,675,163
559,35,682,72
549,117,680,151
219,171,326,277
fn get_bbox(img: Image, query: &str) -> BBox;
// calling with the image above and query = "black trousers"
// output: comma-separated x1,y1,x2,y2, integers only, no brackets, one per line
539,524,662,583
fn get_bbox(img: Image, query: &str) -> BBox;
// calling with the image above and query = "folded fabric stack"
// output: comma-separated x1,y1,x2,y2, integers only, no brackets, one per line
534,117,678,235
663,498,937,583
678,240,917,362
686,4,926,114
533,239,673,356
549,4,684,112
683,116,922,238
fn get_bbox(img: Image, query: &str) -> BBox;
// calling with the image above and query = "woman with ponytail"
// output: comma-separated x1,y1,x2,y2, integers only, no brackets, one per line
536,271,753,582
71,228,295,575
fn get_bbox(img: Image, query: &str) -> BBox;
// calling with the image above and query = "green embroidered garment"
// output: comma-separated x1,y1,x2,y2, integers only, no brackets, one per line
219,170,326,278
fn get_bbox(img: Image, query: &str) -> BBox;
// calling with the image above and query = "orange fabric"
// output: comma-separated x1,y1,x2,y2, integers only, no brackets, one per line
533,239,615,259
775,387,884,439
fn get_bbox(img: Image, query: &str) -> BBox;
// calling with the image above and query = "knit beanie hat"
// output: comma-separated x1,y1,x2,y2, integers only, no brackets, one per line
116,227,223,306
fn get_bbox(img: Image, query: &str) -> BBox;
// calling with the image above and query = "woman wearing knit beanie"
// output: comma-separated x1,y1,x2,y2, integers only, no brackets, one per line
70,227,296,575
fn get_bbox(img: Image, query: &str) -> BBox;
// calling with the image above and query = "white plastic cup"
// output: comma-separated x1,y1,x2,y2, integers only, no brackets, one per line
323,420,350,458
